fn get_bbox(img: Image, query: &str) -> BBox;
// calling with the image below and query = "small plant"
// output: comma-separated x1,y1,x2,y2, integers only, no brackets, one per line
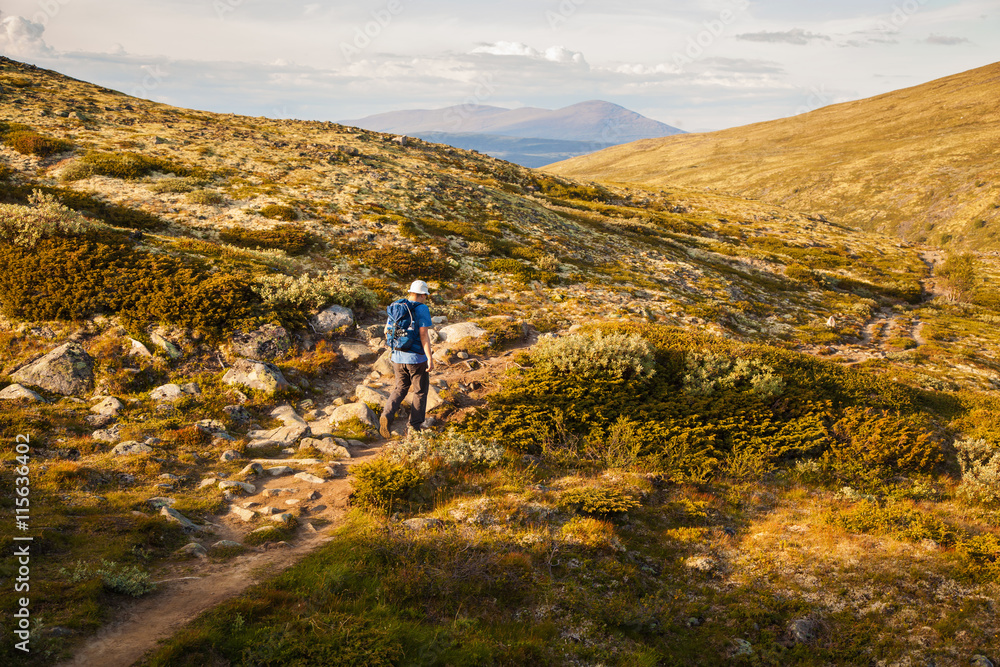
531,332,655,381
147,177,203,193
350,459,424,514
467,241,492,256
825,407,944,477
60,560,156,597
557,487,640,516
382,429,504,475
187,189,225,206
259,204,298,221
2,128,73,157
826,500,958,547
0,191,92,247
955,438,1000,505
682,352,785,398
364,245,455,281
220,225,314,254
251,272,377,322
80,151,194,180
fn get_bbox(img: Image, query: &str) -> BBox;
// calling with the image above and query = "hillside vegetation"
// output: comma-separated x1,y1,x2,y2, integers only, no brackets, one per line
546,61,1000,251
0,56,998,666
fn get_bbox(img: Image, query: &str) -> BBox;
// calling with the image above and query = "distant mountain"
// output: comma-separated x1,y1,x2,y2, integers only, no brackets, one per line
546,62,1000,250
341,101,683,167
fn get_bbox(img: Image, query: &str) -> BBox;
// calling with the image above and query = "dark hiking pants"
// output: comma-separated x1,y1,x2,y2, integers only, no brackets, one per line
384,362,429,428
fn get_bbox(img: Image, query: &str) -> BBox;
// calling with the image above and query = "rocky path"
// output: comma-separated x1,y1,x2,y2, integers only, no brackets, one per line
58,325,528,667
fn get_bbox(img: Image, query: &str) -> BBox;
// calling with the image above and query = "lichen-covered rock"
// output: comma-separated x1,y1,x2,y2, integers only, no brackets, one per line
11,342,94,396
354,384,388,407
149,383,199,402
337,340,377,364
311,305,354,333
221,359,291,394
229,324,290,361
329,402,377,428
219,449,243,462
150,329,183,359
128,338,153,358
90,396,124,415
373,351,394,377
111,441,153,456
0,384,46,402
438,322,487,344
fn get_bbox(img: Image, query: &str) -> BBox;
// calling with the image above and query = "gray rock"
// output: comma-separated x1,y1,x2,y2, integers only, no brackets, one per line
787,618,819,644
338,340,377,364
111,441,153,456
355,385,388,407
220,449,243,462
231,506,256,522
972,657,995,667
438,322,487,344
146,497,175,509
229,324,290,361
329,402,377,428
270,512,295,526
684,556,716,573
86,413,116,428
198,478,217,489
731,638,753,657
301,438,351,459
359,324,385,342
195,419,227,434
128,338,153,358
312,305,354,333
239,463,264,476
294,472,325,484
402,517,444,531
176,542,208,558
160,506,198,531
90,396,124,415
266,466,295,476
221,359,291,395
431,316,448,325
150,384,184,402
90,424,122,442
211,540,243,549
223,404,251,423
373,351,394,377
150,329,182,359
270,404,308,427
11,342,94,396
247,423,308,447
219,480,255,494
179,382,201,395
0,384,46,402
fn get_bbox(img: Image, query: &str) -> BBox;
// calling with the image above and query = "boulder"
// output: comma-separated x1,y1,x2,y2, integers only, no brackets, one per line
359,324,385,342
355,385,388,407
127,338,153,358
311,305,354,333
220,449,243,462
221,359,291,395
223,404,251,423
111,441,153,456
270,404,308,427
294,472,326,484
211,540,243,550
373,351,394,377
403,517,444,531
338,340,378,364
301,439,351,459
404,384,444,412
176,542,208,558
160,506,198,531
787,618,819,644
230,506,256,522
247,423,308,447
437,322,487,344
270,512,295,526
266,466,295,476
329,402,377,428
92,424,122,443
149,383,199,402
12,342,94,396
90,396,124,416
229,324,290,361
219,480,256,494
0,384,46,403
150,329,182,359
431,316,448,325
239,463,264,476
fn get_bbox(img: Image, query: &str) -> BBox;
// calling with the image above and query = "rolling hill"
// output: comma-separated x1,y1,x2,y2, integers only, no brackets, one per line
547,62,1000,250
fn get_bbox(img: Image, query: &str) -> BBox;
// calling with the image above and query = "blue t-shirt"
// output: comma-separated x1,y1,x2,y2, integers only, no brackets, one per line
390,301,433,364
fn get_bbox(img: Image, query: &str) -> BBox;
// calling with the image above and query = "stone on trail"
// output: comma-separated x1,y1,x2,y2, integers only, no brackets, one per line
176,542,208,558
338,340,378,364
220,449,243,462
295,472,326,484
211,540,243,549
0,384,46,402
230,506,256,522
90,396,124,415
311,305,354,333
372,351,394,377
160,506,199,531
270,512,295,526
198,478,217,489
12,342,94,396
270,404,308,427
239,463,264,477
355,384,388,407
111,441,153,456
218,480,255,494
266,466,295,476
437,322,487,344
221,359,291,395
329,402,377,428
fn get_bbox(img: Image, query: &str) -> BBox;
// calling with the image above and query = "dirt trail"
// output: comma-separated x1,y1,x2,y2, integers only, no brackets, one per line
58,337,524,667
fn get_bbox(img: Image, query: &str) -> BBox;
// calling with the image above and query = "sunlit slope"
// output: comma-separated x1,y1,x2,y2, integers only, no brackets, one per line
547,62,1000,249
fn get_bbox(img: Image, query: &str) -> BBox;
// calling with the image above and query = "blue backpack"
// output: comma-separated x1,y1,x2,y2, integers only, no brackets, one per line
385,299,422,353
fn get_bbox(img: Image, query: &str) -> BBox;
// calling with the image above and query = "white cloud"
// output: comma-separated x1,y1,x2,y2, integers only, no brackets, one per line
925,33,972,45
470,41,587,65
0,14,52,58
736,27,832,45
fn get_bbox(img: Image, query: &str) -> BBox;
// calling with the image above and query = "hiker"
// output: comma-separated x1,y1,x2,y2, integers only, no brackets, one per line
380,280,435,437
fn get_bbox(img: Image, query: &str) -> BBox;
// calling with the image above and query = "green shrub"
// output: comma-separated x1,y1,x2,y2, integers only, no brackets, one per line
350,459,424,514
219,225,314,254
826,500,958,546
187,189,225,205
259,204,298,221
955,438,1000,505
243,526,293,546
488,257,541,285
364,246,454,281
0,182,166,231
531,332,655,381
80,151,194,180
60,559,156,597
825,407,943,476
682,352,785,398
252,272,377,325
381,428,504,475
0,192,92,246
2,128,73,157
557,487,640,516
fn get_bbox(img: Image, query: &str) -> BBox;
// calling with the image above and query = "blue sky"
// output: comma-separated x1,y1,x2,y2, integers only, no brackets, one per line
1,0,997,132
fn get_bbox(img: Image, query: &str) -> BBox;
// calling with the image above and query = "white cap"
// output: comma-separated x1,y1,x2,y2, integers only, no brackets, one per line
408,280,430,295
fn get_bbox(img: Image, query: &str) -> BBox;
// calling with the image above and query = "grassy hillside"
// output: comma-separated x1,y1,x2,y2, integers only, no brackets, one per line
0,56,998,666
546,62,1000,250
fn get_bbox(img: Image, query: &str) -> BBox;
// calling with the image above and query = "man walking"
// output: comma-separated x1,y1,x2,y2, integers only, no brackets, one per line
380,280,435,438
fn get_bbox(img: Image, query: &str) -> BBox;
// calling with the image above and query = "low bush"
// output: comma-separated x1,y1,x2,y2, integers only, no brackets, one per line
682,352,785,398
251,272,377,325
557,487,640,516
147,177,202,194
0,191,92,246
825,407,944,477
259,204,298,221
826,500,959,547
80,151,195,180
531,332,655,381
219,225,314,254
955,438,1000,505
381,429,504,475
488,257,541,285
350,459,424,514
2,127,73,157
60,559,156,597
187,189,225,206
364,245,455,281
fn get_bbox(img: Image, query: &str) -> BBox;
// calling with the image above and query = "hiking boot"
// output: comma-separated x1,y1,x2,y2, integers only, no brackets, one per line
379,414,391,439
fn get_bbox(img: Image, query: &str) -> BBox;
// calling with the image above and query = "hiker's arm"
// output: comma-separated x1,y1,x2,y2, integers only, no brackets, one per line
420,327,434,371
